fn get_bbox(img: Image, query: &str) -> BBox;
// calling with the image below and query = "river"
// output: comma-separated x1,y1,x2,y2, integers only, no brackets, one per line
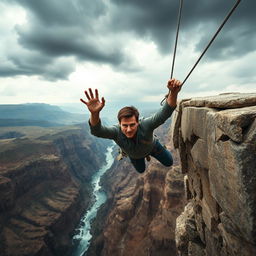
71,145,115,256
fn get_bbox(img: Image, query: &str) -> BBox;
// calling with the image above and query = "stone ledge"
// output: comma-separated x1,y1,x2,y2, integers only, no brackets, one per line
182,93,256,109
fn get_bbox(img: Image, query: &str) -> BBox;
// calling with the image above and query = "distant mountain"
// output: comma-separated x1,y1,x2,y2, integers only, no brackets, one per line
0,103,88,127
0,119,61,127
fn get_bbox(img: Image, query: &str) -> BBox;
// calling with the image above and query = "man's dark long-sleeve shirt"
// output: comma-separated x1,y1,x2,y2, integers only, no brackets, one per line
89,102,176,159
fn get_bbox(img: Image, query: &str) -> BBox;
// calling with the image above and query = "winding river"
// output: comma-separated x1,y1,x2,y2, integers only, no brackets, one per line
72,145,115,256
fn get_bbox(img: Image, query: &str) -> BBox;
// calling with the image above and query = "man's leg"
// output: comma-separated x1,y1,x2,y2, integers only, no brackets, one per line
150,140,173,167
129,157,146,173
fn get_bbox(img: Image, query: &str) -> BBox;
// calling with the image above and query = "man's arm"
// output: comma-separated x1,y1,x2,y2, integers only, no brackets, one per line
90,112,100,126
80,88,118,139
141,78,182,130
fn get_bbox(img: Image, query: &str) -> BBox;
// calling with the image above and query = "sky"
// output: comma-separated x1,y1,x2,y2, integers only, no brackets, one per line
0,0,255,116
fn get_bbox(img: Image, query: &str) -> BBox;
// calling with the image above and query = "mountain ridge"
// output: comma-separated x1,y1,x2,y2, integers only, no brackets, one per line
0,103,88,126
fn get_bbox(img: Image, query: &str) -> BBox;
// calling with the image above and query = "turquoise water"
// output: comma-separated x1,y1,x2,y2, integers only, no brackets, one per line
72,145,114,256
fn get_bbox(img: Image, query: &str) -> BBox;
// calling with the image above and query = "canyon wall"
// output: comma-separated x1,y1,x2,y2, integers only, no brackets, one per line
173,93,256,256
87,122,186,256
0,125,108,256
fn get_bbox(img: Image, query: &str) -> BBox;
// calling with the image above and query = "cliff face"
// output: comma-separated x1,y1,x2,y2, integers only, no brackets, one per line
173,93,256,256
88,123,185,256
0,125,108,256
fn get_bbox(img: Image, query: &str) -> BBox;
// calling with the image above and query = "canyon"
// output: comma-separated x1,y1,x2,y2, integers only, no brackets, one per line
0,124,108,256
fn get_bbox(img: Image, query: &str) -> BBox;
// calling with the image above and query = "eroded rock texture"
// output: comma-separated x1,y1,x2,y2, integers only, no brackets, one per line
173,93,256,256
0,125,108,256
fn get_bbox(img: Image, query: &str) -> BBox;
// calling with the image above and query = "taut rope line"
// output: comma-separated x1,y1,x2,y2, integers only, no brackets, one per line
170,0,184,80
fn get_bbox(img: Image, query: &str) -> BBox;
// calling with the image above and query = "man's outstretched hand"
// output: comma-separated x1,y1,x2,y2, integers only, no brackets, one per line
80,88,105,114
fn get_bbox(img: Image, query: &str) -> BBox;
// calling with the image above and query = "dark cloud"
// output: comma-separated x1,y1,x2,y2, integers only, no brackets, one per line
16,25,124,65
2,0,131,80
110,0,255,56
10,0,107,26
192,0,256,60
0,51,75,81
1,0,255,81
109,0,180,53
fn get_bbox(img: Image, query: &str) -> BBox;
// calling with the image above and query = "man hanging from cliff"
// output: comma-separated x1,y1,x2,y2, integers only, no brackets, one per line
80,78,182,173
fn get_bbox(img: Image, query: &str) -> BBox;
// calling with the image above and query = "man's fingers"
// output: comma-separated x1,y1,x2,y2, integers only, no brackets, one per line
168,79,174,85
95,89,99,99
84,90,91,100
80,98,88,105
101,97,105,105
168,78,178,87
89,88,94,99
167,79,175,89
174,80,181,87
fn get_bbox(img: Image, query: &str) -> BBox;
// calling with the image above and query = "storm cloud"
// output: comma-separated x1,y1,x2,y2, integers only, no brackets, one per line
0,0,255,81
109,0,255,57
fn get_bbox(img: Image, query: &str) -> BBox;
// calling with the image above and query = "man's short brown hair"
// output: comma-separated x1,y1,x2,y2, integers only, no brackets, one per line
117,106,139,122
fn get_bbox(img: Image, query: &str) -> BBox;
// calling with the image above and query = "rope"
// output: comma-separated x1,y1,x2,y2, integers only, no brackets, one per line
161,0,242,105
170,0,184,79
161,0,184,105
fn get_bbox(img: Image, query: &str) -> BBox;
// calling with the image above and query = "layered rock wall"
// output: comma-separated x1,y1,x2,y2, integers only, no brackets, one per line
173,93,256,256
0,125,108,256
89,159,184,256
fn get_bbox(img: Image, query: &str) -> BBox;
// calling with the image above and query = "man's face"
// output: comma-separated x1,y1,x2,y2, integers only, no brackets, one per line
120,115,139,139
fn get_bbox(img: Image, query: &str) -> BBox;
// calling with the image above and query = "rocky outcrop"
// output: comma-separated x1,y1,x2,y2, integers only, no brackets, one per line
0,125,108,256
87,122,185,256
173,93,256,256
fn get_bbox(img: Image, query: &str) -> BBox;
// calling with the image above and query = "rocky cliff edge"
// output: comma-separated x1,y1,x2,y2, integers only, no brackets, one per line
172,93,256,256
